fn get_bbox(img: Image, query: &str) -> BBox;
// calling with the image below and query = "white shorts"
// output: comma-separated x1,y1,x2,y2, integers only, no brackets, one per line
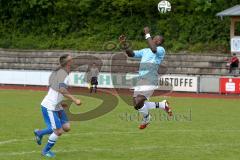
133,78,158,99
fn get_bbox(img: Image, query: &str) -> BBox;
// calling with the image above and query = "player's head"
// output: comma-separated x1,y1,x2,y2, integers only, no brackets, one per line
59,54,73,71
233,53,236,56
153,35,164,46
92,62,96,67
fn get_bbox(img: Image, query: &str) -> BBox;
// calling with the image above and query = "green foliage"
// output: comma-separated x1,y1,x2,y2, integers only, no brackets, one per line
0,0,239,52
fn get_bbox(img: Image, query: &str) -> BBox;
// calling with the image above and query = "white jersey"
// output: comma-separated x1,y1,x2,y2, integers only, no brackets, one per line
41,68,69,111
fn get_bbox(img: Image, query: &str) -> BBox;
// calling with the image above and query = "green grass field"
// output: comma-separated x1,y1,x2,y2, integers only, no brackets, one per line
0,89,240,160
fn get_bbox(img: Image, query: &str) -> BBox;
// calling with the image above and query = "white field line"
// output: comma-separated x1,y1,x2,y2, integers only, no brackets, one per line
66,129,240,136
1,129,240,156
1,143,240,157
0,138,32,145
1,129,240,145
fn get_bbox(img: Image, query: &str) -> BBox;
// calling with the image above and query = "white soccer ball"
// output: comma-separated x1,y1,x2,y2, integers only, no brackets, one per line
158,0,171,13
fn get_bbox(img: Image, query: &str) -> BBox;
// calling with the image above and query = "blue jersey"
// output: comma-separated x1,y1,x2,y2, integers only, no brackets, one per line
133,46,165,83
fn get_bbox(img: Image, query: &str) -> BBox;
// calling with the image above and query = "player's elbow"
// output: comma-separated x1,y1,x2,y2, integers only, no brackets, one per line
63,126,71,132
59,88,66,95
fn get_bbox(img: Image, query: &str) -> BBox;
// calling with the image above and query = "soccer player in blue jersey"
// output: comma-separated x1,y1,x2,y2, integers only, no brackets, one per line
119,27,173,129
34,54,81,157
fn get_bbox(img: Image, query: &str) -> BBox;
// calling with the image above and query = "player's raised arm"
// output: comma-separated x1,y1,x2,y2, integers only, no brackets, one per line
144,27,157,53
119,35,134,57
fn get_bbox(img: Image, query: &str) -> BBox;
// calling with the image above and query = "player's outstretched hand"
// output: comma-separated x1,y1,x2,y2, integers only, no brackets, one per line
119,34,126,44
144,27,150,34
74,99,81,106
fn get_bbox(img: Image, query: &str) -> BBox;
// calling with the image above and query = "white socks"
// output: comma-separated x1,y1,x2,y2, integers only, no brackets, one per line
137,100,168,124
48,132,59,143
144,101,166,110
138,101,166,117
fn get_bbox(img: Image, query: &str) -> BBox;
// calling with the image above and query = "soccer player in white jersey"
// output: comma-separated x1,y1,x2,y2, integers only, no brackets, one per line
34,54,81,158
119,27,173,129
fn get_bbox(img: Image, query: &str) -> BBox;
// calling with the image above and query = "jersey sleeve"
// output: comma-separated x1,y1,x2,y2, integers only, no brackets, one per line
133,49,144,58
157,47,165,59
60,76,69,88
57,70,69,89
49,69,69,91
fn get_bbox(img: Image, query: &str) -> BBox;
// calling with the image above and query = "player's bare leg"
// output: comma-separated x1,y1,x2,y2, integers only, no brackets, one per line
94,85,97,93
62,123,71,132
90,86,93,93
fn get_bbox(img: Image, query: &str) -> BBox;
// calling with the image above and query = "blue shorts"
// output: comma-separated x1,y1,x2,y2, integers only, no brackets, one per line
41,106,69,130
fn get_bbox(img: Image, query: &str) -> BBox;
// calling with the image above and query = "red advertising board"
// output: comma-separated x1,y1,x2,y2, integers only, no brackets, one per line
220,77,240,94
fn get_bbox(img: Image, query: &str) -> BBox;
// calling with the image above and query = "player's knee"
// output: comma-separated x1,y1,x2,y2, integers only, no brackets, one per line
64,127,70,132
63,124,71,132
134,102,143,110
54,128,64,136
133,95,146,110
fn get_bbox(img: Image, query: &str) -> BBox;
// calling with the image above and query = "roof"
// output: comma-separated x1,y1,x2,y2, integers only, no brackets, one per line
216,5,240,17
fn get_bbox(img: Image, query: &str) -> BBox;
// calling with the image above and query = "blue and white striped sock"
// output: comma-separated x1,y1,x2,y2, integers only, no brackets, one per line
43,132,59,153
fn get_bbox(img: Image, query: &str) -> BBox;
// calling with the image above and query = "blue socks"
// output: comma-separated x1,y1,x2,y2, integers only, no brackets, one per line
43,132,59,153
37,128,53,137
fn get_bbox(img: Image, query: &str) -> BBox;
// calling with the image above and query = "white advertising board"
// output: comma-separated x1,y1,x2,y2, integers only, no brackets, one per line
0,70,199,92
158,75,198,92
0,70,51,86
231,36,240,53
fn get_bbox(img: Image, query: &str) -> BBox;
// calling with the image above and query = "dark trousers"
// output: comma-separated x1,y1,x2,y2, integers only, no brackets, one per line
90,77,98,93
229,64,239,74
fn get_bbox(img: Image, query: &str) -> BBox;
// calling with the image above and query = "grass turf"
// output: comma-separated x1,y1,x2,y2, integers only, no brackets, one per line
0,90,240,160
